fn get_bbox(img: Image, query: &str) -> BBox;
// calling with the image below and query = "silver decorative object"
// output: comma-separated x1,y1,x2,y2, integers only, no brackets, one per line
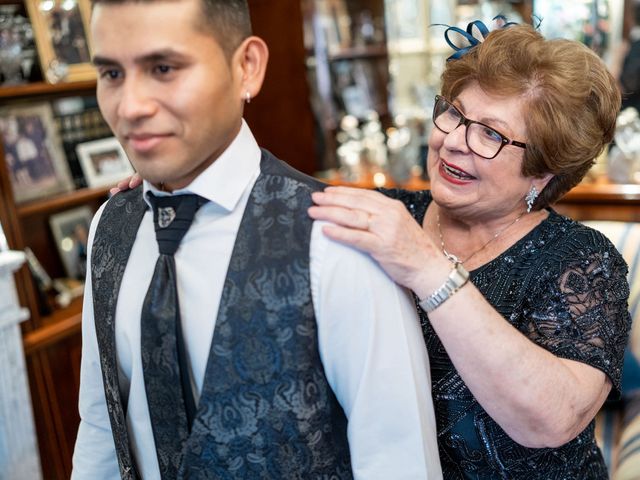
0,6,37,85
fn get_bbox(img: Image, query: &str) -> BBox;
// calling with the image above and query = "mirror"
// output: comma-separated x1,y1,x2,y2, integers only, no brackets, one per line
385,0,534,120
303,0,626,176
381,0,625,179
385,0,624,119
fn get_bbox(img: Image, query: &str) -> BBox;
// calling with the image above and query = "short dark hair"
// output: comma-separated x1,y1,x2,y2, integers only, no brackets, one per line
91,0,253,58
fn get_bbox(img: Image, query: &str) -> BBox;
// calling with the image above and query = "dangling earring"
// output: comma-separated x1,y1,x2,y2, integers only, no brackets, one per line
245,91,251,104
525,185,539,213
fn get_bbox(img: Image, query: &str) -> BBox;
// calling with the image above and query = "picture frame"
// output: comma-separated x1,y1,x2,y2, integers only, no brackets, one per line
0,102,74,204
48,205,92,280
24,0,95,83
75,137,134,188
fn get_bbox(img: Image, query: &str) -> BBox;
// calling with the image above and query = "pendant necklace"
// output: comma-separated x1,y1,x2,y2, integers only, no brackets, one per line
437,210,527,265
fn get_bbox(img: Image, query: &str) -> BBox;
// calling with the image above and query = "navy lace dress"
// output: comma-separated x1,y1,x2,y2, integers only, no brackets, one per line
383,189,631,479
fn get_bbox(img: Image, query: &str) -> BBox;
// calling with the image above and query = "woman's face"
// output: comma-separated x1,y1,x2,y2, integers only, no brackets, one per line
427,83,545,221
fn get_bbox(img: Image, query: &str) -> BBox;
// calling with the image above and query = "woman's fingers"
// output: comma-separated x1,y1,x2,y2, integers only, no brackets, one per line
312,186,388,213
110,173,143,195
128,173,142,189
320,223,379,253
308,205,372,231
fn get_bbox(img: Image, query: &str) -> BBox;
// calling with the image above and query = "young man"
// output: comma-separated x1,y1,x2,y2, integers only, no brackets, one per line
72,1,441,478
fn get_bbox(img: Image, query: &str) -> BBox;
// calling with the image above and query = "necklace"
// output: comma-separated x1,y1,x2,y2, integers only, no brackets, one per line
437,210,527,265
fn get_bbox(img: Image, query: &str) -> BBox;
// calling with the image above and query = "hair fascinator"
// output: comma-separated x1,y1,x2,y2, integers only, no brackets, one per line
433,15,540,61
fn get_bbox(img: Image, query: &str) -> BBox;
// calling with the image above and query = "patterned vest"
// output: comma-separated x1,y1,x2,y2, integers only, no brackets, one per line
91,151,352,479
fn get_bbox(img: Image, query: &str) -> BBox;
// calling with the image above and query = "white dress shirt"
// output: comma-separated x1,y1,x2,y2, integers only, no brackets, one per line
72,120,442,479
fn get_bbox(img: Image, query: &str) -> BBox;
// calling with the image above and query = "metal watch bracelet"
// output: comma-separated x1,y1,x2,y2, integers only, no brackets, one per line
419,262,470,313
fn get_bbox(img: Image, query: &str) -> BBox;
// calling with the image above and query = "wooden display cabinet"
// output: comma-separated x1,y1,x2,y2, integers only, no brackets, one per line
0,77,107,479
0,79,106,479
302,0,391,170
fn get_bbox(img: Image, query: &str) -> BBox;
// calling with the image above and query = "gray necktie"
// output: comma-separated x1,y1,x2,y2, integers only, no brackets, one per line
141,192,207,479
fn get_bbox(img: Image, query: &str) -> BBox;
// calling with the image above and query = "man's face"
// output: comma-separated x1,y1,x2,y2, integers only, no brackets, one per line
91,0,245,191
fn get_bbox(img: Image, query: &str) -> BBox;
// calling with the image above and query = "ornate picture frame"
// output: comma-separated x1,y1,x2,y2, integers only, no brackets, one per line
0,102,74,204
24,0,95,83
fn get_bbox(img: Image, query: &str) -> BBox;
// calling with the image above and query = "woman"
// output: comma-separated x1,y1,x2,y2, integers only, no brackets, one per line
308,24,631,478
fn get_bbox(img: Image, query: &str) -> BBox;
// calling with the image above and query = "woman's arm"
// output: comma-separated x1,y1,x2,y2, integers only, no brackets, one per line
309,186,626,448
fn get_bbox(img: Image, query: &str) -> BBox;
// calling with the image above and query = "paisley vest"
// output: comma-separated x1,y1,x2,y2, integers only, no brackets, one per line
90,150,352,479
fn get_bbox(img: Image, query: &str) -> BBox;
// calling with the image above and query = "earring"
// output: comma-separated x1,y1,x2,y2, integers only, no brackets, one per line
245,91,251,104
525,185,539,213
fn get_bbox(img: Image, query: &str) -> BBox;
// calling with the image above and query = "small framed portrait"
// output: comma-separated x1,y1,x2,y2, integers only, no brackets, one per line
24,0,94,83
0,102,74,204
75,137,134,188
49,205,92,279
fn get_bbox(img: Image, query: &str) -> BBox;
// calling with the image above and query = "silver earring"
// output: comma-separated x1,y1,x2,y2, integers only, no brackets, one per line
245,91,251,104
525,185,539,213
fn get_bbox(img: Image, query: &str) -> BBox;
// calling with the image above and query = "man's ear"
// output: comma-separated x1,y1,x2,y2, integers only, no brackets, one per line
234,36,269,101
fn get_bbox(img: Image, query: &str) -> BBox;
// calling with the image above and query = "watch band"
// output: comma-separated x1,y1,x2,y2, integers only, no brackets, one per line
419,262,470,313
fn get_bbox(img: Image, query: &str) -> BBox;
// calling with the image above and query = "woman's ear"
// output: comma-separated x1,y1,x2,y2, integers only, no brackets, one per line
234,36,269,102
534,172,554,193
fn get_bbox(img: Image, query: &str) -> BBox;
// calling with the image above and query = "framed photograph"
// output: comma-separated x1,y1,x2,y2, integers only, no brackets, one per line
75,137,134,188
0,102,74,204
24,0,94,83
49,205,92,279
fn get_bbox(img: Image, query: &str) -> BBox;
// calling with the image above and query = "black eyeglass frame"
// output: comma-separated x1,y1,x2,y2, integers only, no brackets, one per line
433,95,527,159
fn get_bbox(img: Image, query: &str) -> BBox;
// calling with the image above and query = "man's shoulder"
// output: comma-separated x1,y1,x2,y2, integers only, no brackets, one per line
260,149,327,192
96,185,146,230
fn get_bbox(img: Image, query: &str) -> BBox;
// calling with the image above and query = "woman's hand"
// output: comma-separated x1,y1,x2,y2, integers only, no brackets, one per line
309,186,444,293
109,173,142,195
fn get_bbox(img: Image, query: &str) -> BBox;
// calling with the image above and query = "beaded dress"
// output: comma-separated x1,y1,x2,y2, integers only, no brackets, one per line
383,189,631,479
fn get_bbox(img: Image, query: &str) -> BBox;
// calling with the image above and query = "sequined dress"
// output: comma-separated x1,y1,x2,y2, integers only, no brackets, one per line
384,189,631,480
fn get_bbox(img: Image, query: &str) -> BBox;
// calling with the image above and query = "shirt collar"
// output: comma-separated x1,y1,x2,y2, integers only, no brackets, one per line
143,119,261,212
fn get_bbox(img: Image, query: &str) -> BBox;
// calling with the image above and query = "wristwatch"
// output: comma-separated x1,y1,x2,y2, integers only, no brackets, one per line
419,262,470,313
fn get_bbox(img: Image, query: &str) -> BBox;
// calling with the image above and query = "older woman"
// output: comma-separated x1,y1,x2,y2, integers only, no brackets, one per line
309,24,631,478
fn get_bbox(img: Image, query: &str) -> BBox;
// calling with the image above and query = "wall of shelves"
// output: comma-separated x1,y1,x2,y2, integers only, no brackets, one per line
303,0,391,170
0,74,102,478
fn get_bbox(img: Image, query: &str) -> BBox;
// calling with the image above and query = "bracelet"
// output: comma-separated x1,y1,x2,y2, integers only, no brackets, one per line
418,262,470,313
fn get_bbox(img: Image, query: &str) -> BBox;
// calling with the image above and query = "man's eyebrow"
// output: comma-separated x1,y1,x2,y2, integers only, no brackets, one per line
92,50,191,67
92,55,119,67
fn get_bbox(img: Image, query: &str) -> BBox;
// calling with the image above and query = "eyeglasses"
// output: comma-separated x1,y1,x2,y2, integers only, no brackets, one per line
432,95,527,159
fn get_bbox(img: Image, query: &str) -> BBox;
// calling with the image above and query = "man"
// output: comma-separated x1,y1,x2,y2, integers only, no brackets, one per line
72,0,441,478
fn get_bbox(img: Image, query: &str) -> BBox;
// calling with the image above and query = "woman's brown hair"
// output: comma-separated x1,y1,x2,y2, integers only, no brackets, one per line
440,24,621,209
